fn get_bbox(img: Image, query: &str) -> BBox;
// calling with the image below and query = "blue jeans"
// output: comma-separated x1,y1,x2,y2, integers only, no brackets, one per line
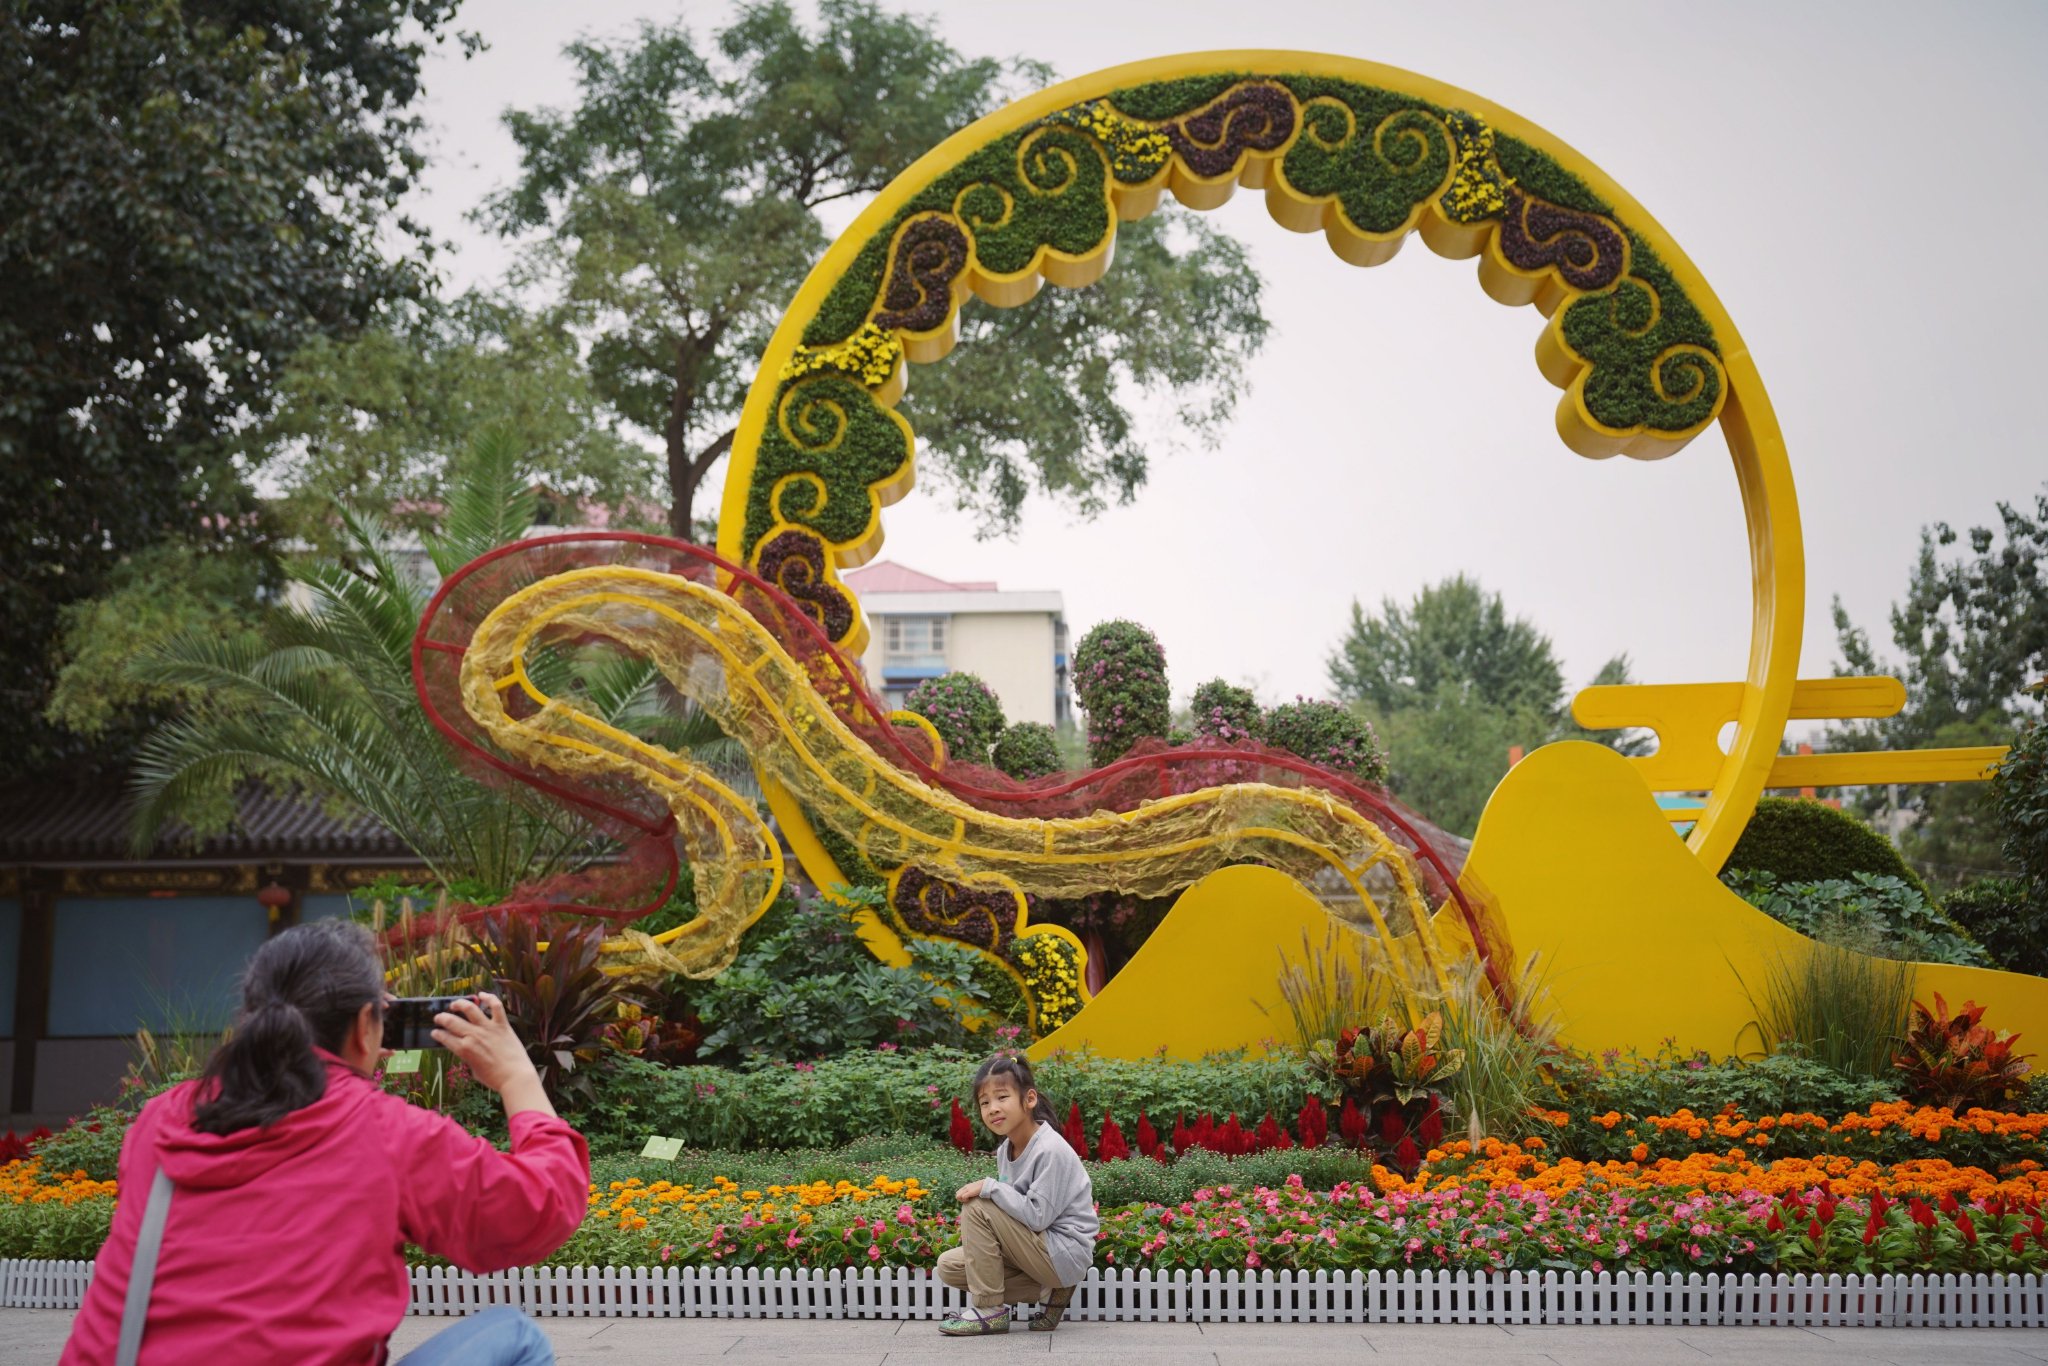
395,1305,554,1365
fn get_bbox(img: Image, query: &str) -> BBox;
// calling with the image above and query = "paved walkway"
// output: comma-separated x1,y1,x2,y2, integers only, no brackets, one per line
8,1311,2048,1364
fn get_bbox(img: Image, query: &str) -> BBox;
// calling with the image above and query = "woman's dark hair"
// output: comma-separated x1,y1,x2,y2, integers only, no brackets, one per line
970,1051,1055,1125
192,920,385,1136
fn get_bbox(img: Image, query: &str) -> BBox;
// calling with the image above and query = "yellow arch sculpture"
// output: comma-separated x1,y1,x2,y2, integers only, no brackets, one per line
445,52,2040,1058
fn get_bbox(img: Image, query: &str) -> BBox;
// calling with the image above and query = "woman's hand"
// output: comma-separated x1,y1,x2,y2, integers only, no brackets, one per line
954,1180,984,1203
433,993,554,1120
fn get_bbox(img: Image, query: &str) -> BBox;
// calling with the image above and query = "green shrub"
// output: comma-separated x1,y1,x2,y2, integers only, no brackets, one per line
687,894,1002,1063
29,1104,132,1182
575,1047,1318,1153
1549,1044,1894,1121
1188,678,1262,742
1262,699,1388,784
1073,620,1170,765
1725,869,1987,966
1721,797,1931,897
1943,876,2045,976
991,721,1062,779
904,672,1006,765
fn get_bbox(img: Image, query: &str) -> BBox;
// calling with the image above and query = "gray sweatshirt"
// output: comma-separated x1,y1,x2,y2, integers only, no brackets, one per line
983,1120,1098,1286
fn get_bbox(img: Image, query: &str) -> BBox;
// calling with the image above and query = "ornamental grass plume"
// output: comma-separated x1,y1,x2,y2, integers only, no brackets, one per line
1741,915,1915,1079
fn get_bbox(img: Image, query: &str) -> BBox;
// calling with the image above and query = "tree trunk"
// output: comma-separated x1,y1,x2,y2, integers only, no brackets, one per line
668,427,736,543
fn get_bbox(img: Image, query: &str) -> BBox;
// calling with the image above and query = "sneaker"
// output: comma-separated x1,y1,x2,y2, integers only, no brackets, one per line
938,1305,1012,1336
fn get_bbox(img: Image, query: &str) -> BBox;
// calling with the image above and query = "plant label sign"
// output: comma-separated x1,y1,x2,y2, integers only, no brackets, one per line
385,1050,423,1076
640,1135,683,1161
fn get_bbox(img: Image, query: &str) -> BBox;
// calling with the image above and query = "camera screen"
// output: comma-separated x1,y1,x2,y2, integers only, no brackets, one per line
381,996,491,1052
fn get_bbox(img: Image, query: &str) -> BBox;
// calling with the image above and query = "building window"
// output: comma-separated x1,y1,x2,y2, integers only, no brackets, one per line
883,616,947,673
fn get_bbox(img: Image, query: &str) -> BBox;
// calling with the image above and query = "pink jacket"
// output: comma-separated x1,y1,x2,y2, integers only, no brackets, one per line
60,1052,589,1365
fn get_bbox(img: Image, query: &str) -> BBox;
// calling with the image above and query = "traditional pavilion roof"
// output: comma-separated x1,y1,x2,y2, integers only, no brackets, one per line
0,782,411,864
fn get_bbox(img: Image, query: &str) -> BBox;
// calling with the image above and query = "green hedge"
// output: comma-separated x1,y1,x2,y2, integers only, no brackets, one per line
580,1048,1315,1153
1722,798,1931,896
1944,876,2045,976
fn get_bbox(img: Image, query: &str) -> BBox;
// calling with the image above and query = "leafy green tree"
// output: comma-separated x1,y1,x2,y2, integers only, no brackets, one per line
1829,486,2047,886
1325,577,1641,832
1,0,468,779
1372,689,1553,838
252,293,660,553
126,431,729,890
1328,576,1569,721
1992,681,2048,913
481,1,1266,539
42,543,273,749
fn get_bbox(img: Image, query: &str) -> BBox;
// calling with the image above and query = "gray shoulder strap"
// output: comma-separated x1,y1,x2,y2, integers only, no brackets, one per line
115,1167,174,1366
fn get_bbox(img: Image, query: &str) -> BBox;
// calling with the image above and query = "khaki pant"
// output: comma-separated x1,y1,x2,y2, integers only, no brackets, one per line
935,1197,1064,1309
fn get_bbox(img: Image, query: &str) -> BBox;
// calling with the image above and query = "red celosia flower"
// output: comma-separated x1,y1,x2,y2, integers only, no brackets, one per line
1394,1136,1420,1172
1766,1211,1783,1233
1339,1097,1366,1148
1253,1113,1282,1152
1063,1102,1091,1160
1419,1096,1443,1148
1220,1114,1249,1156
1807,1219,1825,1246
1098,1112,1131,1163
1136,1111,1162,1161
1172,1114,1191,1153
1297,1095,1327,1149
1957,1211,1978,1245
949,1099,974,1154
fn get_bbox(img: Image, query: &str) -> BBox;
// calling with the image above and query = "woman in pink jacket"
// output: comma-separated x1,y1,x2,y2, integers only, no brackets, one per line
60,919,590,1365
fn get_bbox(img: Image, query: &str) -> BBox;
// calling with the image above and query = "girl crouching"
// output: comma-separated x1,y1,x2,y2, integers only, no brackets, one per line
936,1052,1097,1336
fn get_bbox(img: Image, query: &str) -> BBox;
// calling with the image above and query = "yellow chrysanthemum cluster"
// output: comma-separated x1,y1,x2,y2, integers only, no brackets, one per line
1440,112,1511,223
1054,100,1173,180
777,321,903,390
1012,933,1084,1031
591,1173,929,1234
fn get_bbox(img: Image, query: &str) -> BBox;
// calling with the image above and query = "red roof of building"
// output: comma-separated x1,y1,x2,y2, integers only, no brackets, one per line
841,561,997,593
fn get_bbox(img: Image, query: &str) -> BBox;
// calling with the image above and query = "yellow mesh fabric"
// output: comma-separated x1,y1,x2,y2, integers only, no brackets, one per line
459,565,1446,985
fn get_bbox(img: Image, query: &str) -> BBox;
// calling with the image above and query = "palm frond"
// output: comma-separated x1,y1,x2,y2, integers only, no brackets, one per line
426,425,536,577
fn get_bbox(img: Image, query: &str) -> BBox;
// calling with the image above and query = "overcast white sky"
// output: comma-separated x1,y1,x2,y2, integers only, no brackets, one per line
404,0,2048,714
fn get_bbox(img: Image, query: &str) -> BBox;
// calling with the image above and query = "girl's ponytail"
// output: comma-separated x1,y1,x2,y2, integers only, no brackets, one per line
191,920,384,1136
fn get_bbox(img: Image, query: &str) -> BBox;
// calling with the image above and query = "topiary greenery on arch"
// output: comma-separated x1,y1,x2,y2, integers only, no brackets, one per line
1262,698,1389,785
1719,797,1932,899
1188,678,1263,743
1073,619,1171,766
993,721,1062,780
903,671,1007,766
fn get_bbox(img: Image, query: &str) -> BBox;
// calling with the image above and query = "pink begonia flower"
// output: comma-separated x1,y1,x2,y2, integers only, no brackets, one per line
867,1245,882,1261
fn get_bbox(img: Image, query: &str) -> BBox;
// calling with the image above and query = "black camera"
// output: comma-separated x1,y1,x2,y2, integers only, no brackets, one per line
381,995,491,1052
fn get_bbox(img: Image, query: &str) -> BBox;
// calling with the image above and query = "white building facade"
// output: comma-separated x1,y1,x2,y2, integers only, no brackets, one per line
841,562,1070,727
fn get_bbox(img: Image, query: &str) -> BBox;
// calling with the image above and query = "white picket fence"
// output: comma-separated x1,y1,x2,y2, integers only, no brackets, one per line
5,1260,2046,1328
